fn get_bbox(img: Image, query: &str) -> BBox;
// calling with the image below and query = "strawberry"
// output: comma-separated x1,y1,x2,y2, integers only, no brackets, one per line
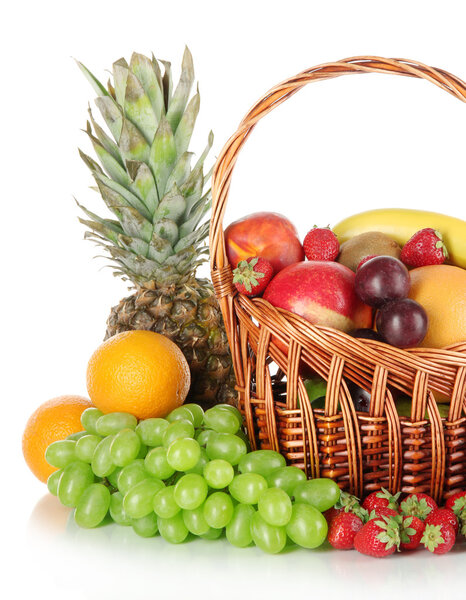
361,488,400,513
425,508,459,537
400,493,437,520
328,511,364,550
445,490,466,516
232,257,274,297
400,515,425,551
357,255,377,270
368,507,399,520
421,523,456,554
303,226,339,261
353,515,401,558
459,508,466,537
400,228,449,267
323,491,366,524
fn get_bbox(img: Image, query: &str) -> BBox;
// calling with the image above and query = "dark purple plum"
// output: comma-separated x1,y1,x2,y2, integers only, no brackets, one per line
352,328,385,342
347,381,371,412
376,299,428,348
355,256,410,307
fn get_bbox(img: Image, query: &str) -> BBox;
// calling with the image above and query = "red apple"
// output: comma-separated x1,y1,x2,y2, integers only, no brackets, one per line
263,261,373,333
224,212,304,274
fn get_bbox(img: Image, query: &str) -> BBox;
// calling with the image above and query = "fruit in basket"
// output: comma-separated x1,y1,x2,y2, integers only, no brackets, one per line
408,265,466,348
361,488,400,513
400,493,437,520
86,330,190,419
303,226,339,261
22,395,92,482
445,490,466,515
232,257,274,296
354,256,410,308
263,261,372,333
353,515,401,557
425,508,459,537
327,511,364,550
224,212,304,273
401,228,449,267
375,298,428,348
422,523,456,554
337,232,401,272
333,208,466,269
77,49,236,409
400,515,425,551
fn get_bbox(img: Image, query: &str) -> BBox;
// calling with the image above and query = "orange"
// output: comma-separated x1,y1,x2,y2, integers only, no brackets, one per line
22,395,92,483
408,264,466,348
86,330,190,420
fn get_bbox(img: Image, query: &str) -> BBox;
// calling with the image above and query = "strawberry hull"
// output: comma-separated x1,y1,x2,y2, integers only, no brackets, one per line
263,261,373,333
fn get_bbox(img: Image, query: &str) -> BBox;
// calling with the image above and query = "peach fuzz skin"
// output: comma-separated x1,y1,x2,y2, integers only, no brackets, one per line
225,212,304,274
263,261,373,333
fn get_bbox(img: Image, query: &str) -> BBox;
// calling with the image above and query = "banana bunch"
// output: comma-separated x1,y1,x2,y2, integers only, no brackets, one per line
333,208,466,269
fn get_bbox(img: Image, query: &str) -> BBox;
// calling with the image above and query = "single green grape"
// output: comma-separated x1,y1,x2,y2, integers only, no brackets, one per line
80,407,104,435
203,407,241,434
57,461,95,507
166,438,201,471
74,483,110,528
206,433,247,465
226,504,255,547
166,406,196,424
200,527,223,540
266,466,307,497
238,450,286,477
250,511,286,554
181,404,205,428
195,429,217,447
215,404,243,422
144,447,176,480
203,459,234,489
286,503,328,548
162,420,195,447
123,478,165,519
292,478,341,512
75,434,102,463
66,431,88,441
91,435,115,478
153,486,180,518
117,460,148,495
110,429,141,467
96,412,137,436
229,473,268,504
185,448,209,475
107,466,122,489
135,418,169,447
234,429,251,452
109,491,133,526
47,469,63,496
203,491,234,529
173,474,208,510
45,440,76,469
132,512,159,537
157,513,189,544
258,487,292,527
182,505,210,536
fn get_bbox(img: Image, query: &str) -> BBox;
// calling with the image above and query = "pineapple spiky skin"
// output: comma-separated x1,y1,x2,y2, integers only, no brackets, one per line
77,48,237,408
105,278,237,409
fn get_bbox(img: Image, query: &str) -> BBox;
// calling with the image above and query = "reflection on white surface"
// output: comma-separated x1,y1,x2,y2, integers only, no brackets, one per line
24,494,466,600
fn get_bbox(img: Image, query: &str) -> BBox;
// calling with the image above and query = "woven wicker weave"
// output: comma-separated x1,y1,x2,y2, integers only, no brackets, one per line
210,57,466,502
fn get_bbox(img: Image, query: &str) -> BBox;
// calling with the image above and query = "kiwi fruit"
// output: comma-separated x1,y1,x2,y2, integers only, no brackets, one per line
337,231,401,271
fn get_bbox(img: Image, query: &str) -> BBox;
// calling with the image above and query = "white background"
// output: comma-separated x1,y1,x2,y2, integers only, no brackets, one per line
3,1,466,598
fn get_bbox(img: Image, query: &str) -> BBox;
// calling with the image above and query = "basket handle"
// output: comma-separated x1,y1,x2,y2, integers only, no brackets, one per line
210,56,466,280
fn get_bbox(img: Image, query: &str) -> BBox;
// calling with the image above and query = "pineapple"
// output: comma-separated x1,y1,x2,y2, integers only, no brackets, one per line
77,48,236,408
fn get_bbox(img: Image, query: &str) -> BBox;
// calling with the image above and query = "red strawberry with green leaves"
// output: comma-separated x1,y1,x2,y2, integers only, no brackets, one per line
353,515,401,558
445,490,466,516
303,226,339,261
400,515,425,551
362,488,400,513
232,257,274,297
324,491,367,524
400,493,437,520
459,508,466,537
368,507,399,520
401,228,449,267
421,523,456,554
425,508,459,537
328,511,364,550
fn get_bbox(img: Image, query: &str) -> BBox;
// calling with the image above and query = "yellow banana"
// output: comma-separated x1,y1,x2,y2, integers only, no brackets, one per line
333,208,466,269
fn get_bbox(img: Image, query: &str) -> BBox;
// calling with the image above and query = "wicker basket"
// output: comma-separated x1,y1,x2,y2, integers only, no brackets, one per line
210,56,466,503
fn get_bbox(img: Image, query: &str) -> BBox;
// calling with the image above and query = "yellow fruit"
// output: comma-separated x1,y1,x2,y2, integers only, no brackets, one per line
333,209,466,269
22,395,92,483
408,265,466,348
86,330,190,420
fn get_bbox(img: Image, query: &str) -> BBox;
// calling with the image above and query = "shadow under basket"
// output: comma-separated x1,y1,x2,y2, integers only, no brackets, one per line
209,56,466,503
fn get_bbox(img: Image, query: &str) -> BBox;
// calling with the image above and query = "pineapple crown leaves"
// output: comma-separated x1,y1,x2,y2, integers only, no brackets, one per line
421,524,445,552
75,47,214,285
375,516,402,551
400,495,433,520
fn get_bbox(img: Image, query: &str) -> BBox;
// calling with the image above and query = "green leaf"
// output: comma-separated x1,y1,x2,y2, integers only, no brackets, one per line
75,60,109,97
194,130,214,172
147,232,173,263
113,58,129,107
124,70,158,143
113,206,153,243
79,149,104,175
93,172,151,220
166,47,194,132
87,110,123,166
130,52,164,125
152,218,179,245
149,116,177,197
174,92,200,155
119,117,150,163
166,151,193,191
129,162,159,214
179,199,210,238
156,185,186,222
118,234,149,256
91,138,131,187
160,60,173,111
174,222,209,252
95,96,123,141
